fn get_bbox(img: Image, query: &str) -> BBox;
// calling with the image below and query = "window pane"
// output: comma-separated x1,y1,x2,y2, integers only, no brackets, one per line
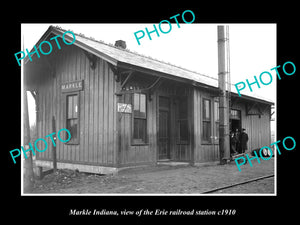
202,121,211,142
67,96,72,118
133,118,139,139
214,101,219,122
133,93,146,118
140,94,146,117
133,118,146,143
133,93,147,144
67,118,78,142
133,93,140,111
67,95,78,119
139,119,146,142
230,109,241,120
203,99,211,120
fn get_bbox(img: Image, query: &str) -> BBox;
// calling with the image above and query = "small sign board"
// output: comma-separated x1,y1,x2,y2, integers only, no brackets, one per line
62,80,83,92
117,103,132,113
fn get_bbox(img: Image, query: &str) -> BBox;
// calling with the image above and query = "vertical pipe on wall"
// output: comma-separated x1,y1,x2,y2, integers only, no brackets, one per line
217,26,230,163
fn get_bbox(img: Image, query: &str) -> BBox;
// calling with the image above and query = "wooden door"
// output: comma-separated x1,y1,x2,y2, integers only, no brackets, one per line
158,97,170,160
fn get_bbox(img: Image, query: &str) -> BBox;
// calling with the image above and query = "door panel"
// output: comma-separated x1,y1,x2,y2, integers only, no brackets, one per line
158,97,170,160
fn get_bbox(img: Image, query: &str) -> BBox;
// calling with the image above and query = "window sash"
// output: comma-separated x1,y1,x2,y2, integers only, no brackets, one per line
66,118,78,143
66,93,80,144
202,98,212,143
202,121,211,143
203,99,211,120
230,109,241,120
133,118,147,144
133,93,146,119
67,94,78,119
132,93,147,144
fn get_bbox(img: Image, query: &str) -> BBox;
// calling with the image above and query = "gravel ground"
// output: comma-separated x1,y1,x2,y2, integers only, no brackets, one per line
29,157,275,194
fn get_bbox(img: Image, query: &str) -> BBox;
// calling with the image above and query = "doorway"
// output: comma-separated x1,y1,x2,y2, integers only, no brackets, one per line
230,119,241,132
158,96,170,160
230,109,242,132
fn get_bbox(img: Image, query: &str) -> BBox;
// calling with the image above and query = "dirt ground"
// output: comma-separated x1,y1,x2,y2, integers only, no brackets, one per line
29,158,275,194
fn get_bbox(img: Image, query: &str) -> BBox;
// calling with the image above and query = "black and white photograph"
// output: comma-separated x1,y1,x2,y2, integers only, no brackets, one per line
20,23,276,195
5,7,298,222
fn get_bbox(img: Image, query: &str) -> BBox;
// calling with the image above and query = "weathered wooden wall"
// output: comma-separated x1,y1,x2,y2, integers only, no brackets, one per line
193,87,220,163
35,37,117,166
31,33,271,169
232,101,271,151
193,86,271,163
117,92,156,166
156,83,192,162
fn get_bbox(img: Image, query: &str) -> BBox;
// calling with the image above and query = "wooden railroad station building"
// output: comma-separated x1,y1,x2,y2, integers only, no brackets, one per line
25,26,274,174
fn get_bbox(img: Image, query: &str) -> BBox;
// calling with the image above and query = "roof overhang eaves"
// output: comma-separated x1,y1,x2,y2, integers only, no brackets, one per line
24,26,118,66
231,92,274,105
117,61,196,85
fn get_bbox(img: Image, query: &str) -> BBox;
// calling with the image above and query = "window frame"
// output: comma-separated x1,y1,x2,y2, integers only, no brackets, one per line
202,98,212,144
230,109,241,120
131,93,148,145
65,92,80,145
213,100,220,144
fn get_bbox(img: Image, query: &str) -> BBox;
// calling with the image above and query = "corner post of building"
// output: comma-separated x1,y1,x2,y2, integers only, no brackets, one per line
113,65,122,169
23,88,34,192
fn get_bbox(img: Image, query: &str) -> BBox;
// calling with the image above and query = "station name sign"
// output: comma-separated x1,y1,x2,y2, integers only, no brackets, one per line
61,80,83,92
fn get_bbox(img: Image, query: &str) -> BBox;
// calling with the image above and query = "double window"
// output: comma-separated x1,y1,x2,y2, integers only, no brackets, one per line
202,98,219,144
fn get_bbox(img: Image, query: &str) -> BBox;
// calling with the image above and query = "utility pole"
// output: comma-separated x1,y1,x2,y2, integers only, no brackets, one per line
217,26,230,164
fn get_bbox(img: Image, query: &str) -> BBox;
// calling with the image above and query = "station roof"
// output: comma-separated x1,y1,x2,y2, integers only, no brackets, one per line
25,25,274,105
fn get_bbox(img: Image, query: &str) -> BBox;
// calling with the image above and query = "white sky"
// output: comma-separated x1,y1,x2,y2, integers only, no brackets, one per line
21,23,276,127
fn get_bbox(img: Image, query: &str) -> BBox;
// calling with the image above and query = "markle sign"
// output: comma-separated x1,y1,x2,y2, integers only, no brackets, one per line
61,80,83,92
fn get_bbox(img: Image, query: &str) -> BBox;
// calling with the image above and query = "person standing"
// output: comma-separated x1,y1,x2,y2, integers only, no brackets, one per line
240,128,249,153
235,129,241,153
230,131,237,155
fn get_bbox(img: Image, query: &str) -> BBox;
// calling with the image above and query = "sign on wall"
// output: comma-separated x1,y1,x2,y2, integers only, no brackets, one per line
61,80,83,92
117,103,132,113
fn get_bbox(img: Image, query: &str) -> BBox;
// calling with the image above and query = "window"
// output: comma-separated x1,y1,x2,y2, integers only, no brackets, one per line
230,109,241,120
132,93,147,144
66,93,79,144
214,101,219,141
177,98,188,143
202,98,211,143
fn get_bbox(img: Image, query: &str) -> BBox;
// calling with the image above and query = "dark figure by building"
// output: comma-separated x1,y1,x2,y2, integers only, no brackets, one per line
240,128,249,153
230,131,238,155
234,129,241,153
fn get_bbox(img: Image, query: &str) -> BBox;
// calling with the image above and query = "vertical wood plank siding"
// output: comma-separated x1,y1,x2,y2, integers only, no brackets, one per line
193,87,271,163
36,43,117,166
118,92,156,166
33,35,271,168
193,87,220,163
232,102,271,151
